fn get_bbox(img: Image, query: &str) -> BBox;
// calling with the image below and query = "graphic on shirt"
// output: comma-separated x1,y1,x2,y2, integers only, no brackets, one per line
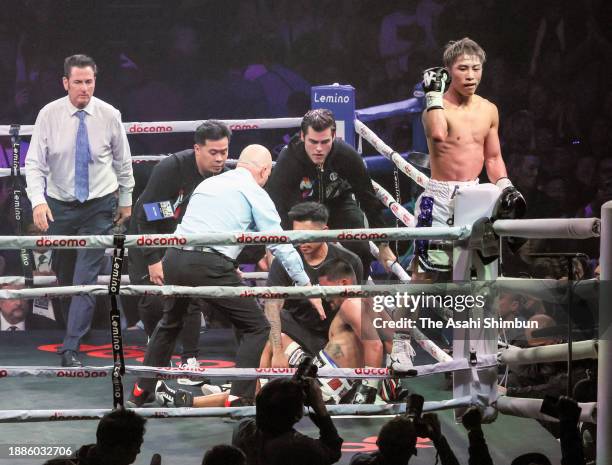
300,177,313,199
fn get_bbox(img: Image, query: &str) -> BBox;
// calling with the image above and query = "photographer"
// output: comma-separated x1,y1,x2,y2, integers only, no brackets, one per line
350,394,459,465
461,407,494,465
232,375,342,465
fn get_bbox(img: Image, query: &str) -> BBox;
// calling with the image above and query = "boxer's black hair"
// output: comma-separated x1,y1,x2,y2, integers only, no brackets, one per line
443,38,486,68
318,258,356,284
195,120,232,145
288,202,329,224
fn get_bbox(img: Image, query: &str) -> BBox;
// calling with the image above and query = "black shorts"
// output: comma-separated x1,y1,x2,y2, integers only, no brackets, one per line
280,309,328,355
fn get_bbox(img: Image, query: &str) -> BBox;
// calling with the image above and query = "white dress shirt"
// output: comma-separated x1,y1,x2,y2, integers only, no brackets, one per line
177,167,310,286
0,314,25,331
25,96,134,207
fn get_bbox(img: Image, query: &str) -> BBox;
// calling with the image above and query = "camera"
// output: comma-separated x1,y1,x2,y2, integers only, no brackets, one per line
292,356,318,405
405,393,428,437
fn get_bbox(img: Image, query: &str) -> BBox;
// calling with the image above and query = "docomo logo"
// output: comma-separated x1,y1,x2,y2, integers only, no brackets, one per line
50,413,91,421
229,124,259,130
336,232,388,241
354,367,390,376
236,233,289,244
128,123,173,134
240,290,290,299
136,236,187,246
36,237,87,248
159,366,208,373
57,370,108,378
256,368,296,374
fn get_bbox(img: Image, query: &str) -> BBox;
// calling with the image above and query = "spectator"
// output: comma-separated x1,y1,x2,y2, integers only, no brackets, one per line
202,444,246,465
350,411,460,465
43,408,148,465
0,284,56,331
496,292,528,345
232,377,342,465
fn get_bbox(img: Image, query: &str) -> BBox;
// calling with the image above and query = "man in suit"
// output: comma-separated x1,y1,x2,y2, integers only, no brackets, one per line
0,284,57,331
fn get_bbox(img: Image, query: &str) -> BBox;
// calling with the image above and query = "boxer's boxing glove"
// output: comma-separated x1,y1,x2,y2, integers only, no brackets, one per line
422,67,451,111
494,177,528,253
495,177,527,220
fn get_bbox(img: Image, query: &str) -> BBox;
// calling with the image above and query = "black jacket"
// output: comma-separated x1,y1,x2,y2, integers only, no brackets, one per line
266,137,388,230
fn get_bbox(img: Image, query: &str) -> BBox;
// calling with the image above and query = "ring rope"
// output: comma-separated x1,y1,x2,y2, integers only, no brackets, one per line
0,282,484,300
0,354,497,380
354,120,430,188
0,117,303,137
0,397,473,423
0,272,269,286
0,226,470,250
372,180,416,227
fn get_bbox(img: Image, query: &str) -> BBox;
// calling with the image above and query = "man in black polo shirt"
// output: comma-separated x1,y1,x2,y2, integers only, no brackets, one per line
128,120,231,387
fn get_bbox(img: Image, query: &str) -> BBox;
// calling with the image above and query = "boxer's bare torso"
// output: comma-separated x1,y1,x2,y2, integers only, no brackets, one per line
427,95,496,181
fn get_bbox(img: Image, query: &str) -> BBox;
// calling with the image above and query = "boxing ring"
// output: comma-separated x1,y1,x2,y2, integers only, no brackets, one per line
0,96,609,464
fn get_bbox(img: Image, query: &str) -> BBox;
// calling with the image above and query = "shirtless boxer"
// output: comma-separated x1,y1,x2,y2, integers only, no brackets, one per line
416,37,526,276
154,259,403,407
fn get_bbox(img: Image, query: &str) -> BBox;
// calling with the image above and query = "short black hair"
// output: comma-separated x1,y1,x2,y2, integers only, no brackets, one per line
510,453,552,465
96,408,146,450
256,378,304,434
376,416,417,461
194,120,232,145
318,258,356,284
300,109,336,134
202,444,246,465
288,202,329,224
64,54,97,78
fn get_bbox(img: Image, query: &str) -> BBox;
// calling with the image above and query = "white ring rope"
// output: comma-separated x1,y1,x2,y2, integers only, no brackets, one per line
368,243,411,282
0,282,453,300
0,227,470,250
493,218,600,239
494,397,597,424
354,120,430,188
0,117,302,138
498,340,598,365
371,181,416,227
0,397,474,423
0,272,269,287
0,354,498,380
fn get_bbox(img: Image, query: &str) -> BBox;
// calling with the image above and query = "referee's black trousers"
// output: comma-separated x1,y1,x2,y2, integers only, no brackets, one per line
137,248,270,399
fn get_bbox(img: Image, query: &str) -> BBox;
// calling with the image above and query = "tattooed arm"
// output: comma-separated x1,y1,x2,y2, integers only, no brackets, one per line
264,299,288,367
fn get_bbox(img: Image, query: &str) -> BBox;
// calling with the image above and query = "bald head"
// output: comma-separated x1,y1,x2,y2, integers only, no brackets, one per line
237,144,273,186
238,144,272,167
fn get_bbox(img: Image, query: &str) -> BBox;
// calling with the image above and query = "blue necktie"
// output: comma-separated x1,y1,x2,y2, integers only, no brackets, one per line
74,110,90,203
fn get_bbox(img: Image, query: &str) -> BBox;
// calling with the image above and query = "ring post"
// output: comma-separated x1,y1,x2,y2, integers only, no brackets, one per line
311,84,355,148
598,201,612,464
